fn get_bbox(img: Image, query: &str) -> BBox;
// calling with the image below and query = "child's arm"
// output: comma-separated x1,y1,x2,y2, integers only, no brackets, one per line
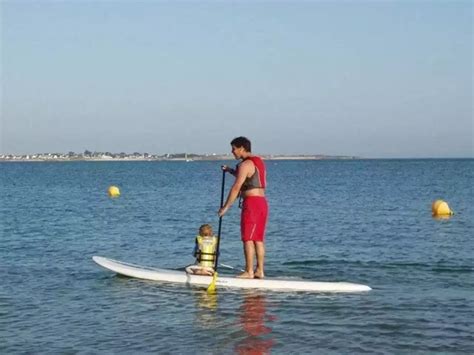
192,237,198,257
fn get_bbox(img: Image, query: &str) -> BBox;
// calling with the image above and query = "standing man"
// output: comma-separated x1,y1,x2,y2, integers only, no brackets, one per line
218,137,268,279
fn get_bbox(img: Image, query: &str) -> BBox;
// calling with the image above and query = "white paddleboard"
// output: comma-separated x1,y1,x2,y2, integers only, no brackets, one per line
93,256,371,293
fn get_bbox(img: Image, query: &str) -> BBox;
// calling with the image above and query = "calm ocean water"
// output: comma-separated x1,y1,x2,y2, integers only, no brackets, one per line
1,159,473,353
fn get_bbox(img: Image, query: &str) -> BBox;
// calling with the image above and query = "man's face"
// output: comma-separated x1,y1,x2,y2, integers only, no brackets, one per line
231,145,244,159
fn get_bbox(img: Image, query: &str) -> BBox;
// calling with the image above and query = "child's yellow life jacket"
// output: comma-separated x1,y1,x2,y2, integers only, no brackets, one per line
195,235,218,268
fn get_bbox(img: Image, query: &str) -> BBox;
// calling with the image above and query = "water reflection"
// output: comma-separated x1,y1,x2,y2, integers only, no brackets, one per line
193,290,219,328
432,215,453,221
234,292,276,355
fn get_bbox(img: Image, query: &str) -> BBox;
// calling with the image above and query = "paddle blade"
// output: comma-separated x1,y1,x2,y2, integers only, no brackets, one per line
206,272,218,293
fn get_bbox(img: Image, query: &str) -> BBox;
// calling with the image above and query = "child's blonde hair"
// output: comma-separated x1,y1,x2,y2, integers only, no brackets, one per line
199,224,213,236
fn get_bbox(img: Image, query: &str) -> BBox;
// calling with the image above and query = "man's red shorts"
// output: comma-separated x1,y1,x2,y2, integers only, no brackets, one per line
241,196,268,242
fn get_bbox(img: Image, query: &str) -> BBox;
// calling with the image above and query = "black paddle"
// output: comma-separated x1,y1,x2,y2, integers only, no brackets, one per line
207,168,226,292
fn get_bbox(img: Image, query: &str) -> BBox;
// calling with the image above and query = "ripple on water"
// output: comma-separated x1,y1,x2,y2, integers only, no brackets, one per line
1,160,473,353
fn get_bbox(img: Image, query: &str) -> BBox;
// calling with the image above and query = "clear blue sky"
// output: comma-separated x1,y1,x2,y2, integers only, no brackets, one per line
1,1,472,158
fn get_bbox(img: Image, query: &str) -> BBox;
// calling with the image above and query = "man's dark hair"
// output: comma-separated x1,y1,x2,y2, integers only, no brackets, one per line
231,136,251,152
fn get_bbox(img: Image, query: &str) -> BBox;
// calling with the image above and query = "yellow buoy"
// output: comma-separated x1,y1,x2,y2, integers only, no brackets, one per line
432,199,453,216
108,185,120,198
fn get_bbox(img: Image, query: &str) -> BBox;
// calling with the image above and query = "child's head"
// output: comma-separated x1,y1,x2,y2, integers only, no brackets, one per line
199,224,213,236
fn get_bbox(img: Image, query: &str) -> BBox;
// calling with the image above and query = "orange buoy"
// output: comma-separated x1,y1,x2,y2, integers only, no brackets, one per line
108,185,120,198
432,199,453,217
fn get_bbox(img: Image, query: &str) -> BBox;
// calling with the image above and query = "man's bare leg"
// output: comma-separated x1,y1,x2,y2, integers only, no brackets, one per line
237,241,255,278
254,241,265,279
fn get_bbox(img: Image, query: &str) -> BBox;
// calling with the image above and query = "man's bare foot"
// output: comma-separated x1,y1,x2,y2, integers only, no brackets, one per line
254,270,264,279
237,271,254,279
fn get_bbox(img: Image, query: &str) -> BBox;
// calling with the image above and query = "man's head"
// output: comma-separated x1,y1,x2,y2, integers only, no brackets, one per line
230,136,251,159
231,136,251,152
199,224,213,237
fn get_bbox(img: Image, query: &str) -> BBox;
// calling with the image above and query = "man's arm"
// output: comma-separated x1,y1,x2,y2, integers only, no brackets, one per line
218,160,252,217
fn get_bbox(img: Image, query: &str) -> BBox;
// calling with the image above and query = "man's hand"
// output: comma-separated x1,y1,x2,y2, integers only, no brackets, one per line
218,206,229,217
221,165,235,175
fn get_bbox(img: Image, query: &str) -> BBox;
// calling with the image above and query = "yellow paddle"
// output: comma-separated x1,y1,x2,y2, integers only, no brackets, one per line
207,169,226,293
207,271,218,293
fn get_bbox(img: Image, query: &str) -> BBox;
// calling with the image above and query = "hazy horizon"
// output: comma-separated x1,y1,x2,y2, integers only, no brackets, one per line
1,1,472,158
1,149,473,160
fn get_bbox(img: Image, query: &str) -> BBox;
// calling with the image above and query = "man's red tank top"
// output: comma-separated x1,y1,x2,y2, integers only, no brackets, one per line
238,156,266,191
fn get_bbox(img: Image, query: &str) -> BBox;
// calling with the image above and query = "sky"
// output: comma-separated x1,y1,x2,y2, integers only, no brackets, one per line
1,1,472,158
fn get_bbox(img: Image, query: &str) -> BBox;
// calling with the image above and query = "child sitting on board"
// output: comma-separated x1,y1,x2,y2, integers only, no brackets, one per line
185,224,218,276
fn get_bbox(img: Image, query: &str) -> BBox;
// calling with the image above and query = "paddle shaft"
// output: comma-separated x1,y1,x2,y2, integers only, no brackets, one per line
213,169,226,272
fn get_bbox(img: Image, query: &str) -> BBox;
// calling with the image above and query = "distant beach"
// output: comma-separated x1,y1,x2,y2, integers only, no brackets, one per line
0,152,358,162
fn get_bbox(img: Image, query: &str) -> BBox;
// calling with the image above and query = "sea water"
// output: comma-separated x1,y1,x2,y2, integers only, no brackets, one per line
1,159,473,353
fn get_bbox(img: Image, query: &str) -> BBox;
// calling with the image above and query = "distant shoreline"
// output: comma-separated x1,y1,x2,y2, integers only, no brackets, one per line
0,152,361,162
0,154,359,162
2,155,472,162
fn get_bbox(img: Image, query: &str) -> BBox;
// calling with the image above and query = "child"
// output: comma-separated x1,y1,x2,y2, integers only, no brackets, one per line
185,224,218,276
